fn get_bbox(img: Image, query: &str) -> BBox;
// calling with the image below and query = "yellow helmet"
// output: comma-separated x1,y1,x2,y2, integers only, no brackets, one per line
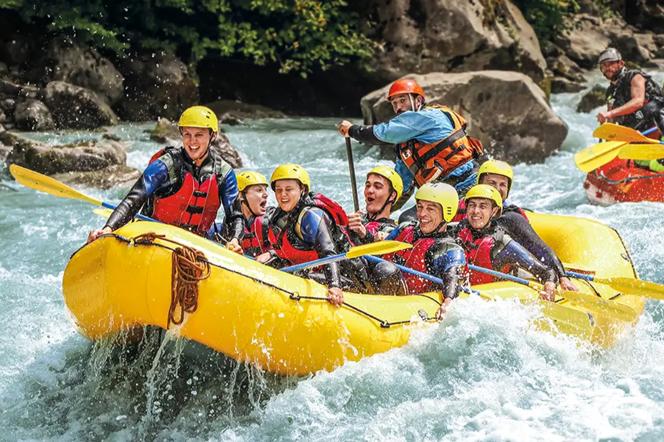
415,182,459,222
464,184,503,209
477,160,513,194
237,170,268,192
367,165,403,202
178,105,219,133
270,163,311,191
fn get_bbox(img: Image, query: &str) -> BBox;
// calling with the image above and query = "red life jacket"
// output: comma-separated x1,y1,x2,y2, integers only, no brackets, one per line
396,105,483,187
365,217,396,237
386,224,438,293
457,225,509,285
148,148,224,236
452,199,467,223
241,216,264,258
257,193,349,264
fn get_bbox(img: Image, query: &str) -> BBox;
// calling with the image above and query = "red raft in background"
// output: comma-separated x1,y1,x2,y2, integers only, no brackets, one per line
584,157,664,205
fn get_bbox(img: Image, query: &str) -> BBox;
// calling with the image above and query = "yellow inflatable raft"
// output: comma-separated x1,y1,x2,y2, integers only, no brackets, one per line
62,212,644,376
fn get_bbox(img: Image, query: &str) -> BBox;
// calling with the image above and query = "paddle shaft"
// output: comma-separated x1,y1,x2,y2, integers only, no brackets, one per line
365,255,479,296
282,252,352,273
345,137,360,212
565,271,600,283
641,126,659,138
101,202,155,222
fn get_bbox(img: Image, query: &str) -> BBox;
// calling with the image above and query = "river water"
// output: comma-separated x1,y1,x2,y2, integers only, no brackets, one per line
1,73,664,441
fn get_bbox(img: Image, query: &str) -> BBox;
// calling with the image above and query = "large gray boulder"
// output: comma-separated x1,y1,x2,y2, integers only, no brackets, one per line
6,133,126,175
370,0,547,83
42,81,119,129
115,53,198,121
148,117,243,168
27,41,124,105
360,72,568,163
554,13,658,69
13,99,55,131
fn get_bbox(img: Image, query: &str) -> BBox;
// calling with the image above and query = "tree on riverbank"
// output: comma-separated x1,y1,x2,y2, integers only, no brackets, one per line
0,0,374,77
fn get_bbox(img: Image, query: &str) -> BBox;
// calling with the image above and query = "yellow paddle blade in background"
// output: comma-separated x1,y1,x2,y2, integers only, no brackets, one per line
618,143,664,160
93,208,114,218
9,164,103,206
346,240,411,259
593,123,660,144
574,141,626,173
595,277,664,300
559,290,635,321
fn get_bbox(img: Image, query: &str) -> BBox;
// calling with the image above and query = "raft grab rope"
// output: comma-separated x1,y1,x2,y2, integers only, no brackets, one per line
132,232,211,327
110,232,440,328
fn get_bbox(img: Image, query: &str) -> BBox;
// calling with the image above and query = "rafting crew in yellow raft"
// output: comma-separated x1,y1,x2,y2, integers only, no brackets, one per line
90,95,565,313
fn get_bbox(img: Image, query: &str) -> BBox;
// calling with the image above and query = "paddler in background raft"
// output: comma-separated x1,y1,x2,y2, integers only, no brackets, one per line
87,105,244,252
596,47,664,172
383,182,469,319
337,78,484,222
454,160,578,292
255,164,405,305
455,185,558,301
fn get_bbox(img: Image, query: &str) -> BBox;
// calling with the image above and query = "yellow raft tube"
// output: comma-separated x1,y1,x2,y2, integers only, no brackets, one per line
62,212,644,376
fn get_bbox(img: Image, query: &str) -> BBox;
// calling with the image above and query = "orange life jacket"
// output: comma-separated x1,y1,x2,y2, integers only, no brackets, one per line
397,105,483,186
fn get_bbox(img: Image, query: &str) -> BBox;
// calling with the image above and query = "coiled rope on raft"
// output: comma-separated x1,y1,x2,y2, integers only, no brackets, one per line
132,232,211,326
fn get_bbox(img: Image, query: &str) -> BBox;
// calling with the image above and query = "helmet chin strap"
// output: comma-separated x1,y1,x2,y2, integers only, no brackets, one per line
241,194,261,218
368,190,396,221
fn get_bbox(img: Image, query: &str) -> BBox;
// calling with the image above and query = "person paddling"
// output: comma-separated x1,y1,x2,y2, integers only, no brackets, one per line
347,165,403,244
455,160,578,291
87,106,244,252
596,48,664,172
337,78,483,222
384,182,469,319
455,185,558,301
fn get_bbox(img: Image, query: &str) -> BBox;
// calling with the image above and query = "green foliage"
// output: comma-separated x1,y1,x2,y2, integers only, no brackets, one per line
1,0,374,77
513,0,579,43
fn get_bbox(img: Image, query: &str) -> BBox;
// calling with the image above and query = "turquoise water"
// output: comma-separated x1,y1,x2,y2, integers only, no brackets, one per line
2,74,664,440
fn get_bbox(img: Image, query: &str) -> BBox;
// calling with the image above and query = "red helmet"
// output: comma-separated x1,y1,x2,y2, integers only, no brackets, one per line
387,78,425,100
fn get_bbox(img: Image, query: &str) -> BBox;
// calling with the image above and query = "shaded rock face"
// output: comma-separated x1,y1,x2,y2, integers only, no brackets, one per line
13,99,55,131
115,53,199,121
368,0,547,83
361,72,567,163
206,100,286,125
52,164,140,189
26,40,124,105
623,0,664,33
6,132,126,175
554,13,659,70
42,81,119,129
148,117,243,168
577,85,607,113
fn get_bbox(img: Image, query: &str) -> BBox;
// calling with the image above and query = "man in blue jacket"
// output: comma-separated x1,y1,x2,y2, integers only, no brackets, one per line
338,78,483,221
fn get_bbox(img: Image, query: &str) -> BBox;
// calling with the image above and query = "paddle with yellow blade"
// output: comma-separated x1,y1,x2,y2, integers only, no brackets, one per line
281,241,412,273
566,271,664,301
363,256,634,320
8,164,155,222
463,264,636,320
618,143,664,160
574,141,628,173
593,123,662,144
574,125,660,173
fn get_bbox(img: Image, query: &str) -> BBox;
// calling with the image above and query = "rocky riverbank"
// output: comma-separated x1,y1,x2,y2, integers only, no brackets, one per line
1,0,662,183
